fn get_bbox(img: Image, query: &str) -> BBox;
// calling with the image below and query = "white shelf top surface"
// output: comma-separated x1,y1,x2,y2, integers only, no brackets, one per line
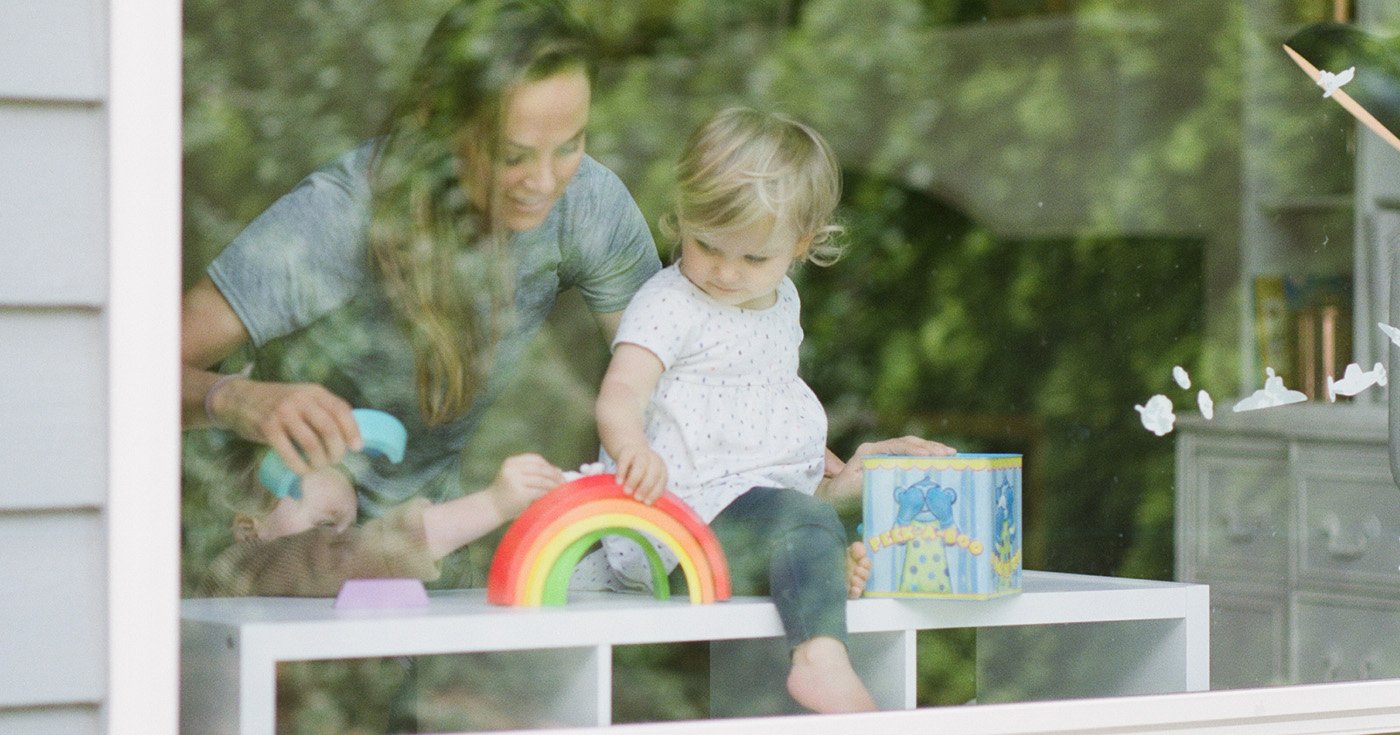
182,571,1205,662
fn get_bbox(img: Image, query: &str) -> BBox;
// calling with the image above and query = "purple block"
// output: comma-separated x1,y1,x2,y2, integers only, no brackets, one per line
334,578,430,609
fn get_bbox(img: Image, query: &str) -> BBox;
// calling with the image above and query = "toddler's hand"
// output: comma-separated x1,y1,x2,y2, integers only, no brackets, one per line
614,444,668,504
846,541,872,599
488,453,565,519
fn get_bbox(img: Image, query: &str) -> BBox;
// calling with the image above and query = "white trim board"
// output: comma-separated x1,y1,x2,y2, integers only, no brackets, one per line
107,0,181,732
520,680,1400,735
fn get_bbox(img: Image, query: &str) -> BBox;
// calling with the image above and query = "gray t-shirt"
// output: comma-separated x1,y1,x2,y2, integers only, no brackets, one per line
207,140,659,516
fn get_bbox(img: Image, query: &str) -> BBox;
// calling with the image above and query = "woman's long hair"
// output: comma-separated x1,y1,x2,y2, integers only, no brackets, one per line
369,0,595,426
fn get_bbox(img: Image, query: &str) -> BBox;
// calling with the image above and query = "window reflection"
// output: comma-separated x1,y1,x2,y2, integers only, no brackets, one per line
182,0,1400,729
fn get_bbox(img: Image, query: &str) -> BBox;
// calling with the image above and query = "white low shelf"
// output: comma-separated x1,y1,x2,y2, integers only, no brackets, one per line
180,570,1209,734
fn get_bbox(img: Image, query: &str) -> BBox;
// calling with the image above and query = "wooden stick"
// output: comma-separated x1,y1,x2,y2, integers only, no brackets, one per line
1284,43,1400,154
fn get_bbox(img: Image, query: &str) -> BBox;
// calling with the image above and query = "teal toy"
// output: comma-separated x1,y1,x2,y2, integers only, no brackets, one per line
257,409,407,499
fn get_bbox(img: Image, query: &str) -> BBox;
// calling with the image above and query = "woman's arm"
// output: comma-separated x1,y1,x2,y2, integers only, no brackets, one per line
421,453,564,559
817,436,958,501
182,276,361,474
593,309,625,343
596,343,668,503
182,277,252,427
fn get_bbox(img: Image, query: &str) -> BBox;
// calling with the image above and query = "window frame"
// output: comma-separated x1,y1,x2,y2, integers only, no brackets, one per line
108,0,182,732
605,681,1400,734
122,0,1400,731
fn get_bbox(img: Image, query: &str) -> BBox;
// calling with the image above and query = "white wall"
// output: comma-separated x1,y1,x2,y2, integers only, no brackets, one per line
0,1,109,732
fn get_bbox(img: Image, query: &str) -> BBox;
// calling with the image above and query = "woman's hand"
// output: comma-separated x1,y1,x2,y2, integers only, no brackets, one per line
818,436,957,501
486,453,565,519
209,377,363,475
613,443,669,505
824,448,846,478
183,276,362,475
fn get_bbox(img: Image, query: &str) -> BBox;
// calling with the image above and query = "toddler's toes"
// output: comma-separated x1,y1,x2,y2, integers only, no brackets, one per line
848,541,871,569
846,542,871,599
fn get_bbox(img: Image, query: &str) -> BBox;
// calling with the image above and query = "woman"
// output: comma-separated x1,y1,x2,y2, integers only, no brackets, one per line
182,0,661,518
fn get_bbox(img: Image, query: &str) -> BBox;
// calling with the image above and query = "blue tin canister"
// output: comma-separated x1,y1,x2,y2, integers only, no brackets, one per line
862,453,1022,599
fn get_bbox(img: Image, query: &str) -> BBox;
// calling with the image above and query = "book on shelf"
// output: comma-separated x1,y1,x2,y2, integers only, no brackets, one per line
1285,0,1351,23
1253,274,1353,400
1253,275,1291,385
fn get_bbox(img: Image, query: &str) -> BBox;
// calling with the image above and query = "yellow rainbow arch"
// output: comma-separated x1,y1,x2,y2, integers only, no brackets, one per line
487,475,731,606
522,512,705,605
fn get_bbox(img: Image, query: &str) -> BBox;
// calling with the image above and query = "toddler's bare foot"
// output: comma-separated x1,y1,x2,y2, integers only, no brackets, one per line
846,541,871,599
786,636,878,713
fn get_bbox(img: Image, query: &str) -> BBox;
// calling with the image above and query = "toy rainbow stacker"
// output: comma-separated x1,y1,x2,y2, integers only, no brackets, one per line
862,453,1022,599
487,474,731,606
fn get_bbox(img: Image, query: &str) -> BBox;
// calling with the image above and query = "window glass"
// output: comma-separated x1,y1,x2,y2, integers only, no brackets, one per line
181,0,1400,729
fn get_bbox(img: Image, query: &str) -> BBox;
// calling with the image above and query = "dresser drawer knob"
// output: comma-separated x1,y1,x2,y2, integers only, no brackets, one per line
1321,512,1388,560
1320,513,1381,561
1323,651,1343,681
1221,507,1262,543
1320,652,1381,681
1359,654,1380,680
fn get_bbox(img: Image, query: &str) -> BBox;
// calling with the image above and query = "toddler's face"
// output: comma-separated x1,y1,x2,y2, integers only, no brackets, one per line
250,467,357,541
678,216,810,310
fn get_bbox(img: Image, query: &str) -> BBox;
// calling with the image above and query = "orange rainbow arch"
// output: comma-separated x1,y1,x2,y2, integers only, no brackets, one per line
487,474,732,606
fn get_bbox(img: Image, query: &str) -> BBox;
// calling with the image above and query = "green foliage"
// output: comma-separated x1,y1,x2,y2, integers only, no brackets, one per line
797,172,1202,577
183,0,1238,729
611,644,711,723
182,0,455,284
916,630,978,706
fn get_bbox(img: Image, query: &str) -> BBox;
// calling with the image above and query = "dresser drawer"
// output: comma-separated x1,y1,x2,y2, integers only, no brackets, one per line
1296,444,1400,590
1293,592,1400,683
1208,585,1287,690
1185,436,1290,577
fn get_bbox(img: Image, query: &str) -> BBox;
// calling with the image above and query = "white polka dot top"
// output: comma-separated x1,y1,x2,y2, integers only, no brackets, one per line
602,263,827,523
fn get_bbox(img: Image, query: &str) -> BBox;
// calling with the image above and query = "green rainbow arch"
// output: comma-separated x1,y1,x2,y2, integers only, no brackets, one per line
487,475,731,606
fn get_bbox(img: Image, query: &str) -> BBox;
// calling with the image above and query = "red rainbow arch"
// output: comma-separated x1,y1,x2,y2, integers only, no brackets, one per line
487,474,732,606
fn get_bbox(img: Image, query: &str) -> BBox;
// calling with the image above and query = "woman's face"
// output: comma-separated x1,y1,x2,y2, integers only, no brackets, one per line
462,68,591,232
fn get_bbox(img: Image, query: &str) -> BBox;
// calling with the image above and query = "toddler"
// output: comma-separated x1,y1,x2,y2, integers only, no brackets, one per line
593,107,950,713
203,454,562,597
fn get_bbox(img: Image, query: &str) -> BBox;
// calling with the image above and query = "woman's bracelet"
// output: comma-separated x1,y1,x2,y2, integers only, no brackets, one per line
203,364,253,429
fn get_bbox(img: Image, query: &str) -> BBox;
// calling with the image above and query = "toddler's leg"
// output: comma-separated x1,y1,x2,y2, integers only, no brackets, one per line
789,636,876,713
711,488,877,714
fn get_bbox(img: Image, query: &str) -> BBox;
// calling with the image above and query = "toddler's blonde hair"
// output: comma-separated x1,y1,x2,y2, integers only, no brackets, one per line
660,107,845,266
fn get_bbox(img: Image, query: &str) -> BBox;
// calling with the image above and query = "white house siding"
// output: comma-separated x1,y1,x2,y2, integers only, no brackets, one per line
0,311,107,507
0,1,106,101
0,513,105,706
0,708,100,735
0,105,108,305
0,0,110,732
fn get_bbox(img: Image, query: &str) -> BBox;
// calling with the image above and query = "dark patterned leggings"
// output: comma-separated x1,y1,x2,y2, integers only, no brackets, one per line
680,486,849,649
